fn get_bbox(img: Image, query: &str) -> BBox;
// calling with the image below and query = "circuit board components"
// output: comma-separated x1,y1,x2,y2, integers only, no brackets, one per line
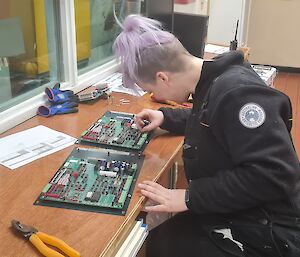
35,148,144,215
78,111,152,152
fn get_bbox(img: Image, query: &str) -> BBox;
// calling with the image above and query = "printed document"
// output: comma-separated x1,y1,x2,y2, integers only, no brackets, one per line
0,125,76,170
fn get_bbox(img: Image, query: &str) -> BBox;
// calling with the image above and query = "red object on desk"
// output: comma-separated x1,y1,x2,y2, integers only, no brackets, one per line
175,0,195,4
151,94,192,108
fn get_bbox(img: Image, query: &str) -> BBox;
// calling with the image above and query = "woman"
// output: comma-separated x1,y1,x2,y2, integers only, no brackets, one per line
113,15,300,257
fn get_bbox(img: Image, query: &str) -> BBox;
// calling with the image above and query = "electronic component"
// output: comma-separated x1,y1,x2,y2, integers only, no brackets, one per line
77,85,111,102
78,90,102,102
34,147,144,215
77,111,152,152
251,65,277,88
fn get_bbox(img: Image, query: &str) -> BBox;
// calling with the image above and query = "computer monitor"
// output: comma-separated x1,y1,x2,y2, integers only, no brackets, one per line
143,0,174,32
173,12,209,58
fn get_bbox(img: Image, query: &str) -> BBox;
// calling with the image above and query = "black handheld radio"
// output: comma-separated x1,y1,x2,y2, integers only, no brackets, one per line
230,20,239,51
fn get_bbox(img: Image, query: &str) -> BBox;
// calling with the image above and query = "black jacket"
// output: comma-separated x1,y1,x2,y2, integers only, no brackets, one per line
159,51,300,218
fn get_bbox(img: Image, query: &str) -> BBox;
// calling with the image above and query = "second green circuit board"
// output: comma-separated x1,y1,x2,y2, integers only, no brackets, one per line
78,111,152,152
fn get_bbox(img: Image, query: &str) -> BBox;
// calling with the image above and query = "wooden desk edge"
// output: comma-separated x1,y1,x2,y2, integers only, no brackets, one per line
100,141,184,257
0,93,185,257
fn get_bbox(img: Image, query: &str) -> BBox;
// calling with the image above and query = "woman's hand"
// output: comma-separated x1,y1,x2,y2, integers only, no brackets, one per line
138,181,188,212
134,109,164,132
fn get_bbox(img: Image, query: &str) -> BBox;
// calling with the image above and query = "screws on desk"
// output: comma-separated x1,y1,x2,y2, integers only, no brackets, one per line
120,99,130,105
110,96,115,105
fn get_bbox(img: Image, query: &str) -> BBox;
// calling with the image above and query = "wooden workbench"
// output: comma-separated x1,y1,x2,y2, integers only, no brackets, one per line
0,92,184,257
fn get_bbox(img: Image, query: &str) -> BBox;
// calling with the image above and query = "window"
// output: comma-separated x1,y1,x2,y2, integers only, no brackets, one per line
75,0,120,75
0,0,121,133
0,0,61,112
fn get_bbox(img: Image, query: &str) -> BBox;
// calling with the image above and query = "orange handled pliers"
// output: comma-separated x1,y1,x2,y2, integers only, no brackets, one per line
11,220,81,257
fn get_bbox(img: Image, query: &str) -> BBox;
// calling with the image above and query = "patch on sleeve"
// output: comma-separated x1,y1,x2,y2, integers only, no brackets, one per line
239,103,266,129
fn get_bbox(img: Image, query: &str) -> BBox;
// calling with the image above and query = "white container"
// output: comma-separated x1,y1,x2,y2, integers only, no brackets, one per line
251,65,277,88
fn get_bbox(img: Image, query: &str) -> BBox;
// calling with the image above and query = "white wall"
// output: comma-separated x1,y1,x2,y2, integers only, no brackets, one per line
207,0,250,46
173,0,252,47
207,0,245,45
247,0,300,68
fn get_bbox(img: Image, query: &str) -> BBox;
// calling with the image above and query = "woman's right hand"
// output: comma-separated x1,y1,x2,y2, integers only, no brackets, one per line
134,109,164,132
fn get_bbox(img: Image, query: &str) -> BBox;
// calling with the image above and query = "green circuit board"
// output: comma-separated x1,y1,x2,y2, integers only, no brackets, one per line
78,111,151,152
34,147,144,215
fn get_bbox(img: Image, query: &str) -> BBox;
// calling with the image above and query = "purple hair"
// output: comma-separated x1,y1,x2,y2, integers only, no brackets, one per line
113,15,188,87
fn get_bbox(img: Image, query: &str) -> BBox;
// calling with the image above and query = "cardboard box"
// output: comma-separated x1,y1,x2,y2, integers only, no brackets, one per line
251,65,277,88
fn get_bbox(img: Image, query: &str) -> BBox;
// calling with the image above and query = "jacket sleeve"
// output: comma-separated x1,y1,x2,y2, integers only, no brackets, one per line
158,107,191,135
186,85,300,214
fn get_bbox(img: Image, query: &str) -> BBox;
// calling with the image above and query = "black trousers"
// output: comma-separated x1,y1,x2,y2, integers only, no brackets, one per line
146,211,300,257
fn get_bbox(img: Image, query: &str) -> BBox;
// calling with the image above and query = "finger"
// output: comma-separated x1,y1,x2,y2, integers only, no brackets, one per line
141,122,156,132
144,198,158,206
135,110,150,121
138,183,163,196
144,204,167,212
138,182,167,196
140,189,165,204
142,181,168,192
134,120,144,131
134,114,150,131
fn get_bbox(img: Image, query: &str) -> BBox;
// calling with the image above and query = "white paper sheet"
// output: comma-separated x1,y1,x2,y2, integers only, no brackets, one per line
0,125,76,170
98,72,146,97
115,219,148,257
205,44,229,54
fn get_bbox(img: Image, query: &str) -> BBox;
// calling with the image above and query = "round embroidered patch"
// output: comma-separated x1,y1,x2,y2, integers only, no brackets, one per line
239,103,266,129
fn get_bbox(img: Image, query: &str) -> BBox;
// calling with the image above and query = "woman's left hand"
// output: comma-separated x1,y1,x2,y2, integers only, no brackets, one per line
138,181,188,212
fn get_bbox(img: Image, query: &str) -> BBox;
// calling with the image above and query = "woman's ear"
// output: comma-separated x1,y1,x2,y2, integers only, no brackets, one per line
156,72,169,84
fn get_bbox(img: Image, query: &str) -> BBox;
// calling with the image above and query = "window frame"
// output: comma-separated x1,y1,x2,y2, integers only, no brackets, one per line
0,0,119,134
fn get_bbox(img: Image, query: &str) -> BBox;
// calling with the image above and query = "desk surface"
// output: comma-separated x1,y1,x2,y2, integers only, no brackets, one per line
0,93,184,257
204,46,251,61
